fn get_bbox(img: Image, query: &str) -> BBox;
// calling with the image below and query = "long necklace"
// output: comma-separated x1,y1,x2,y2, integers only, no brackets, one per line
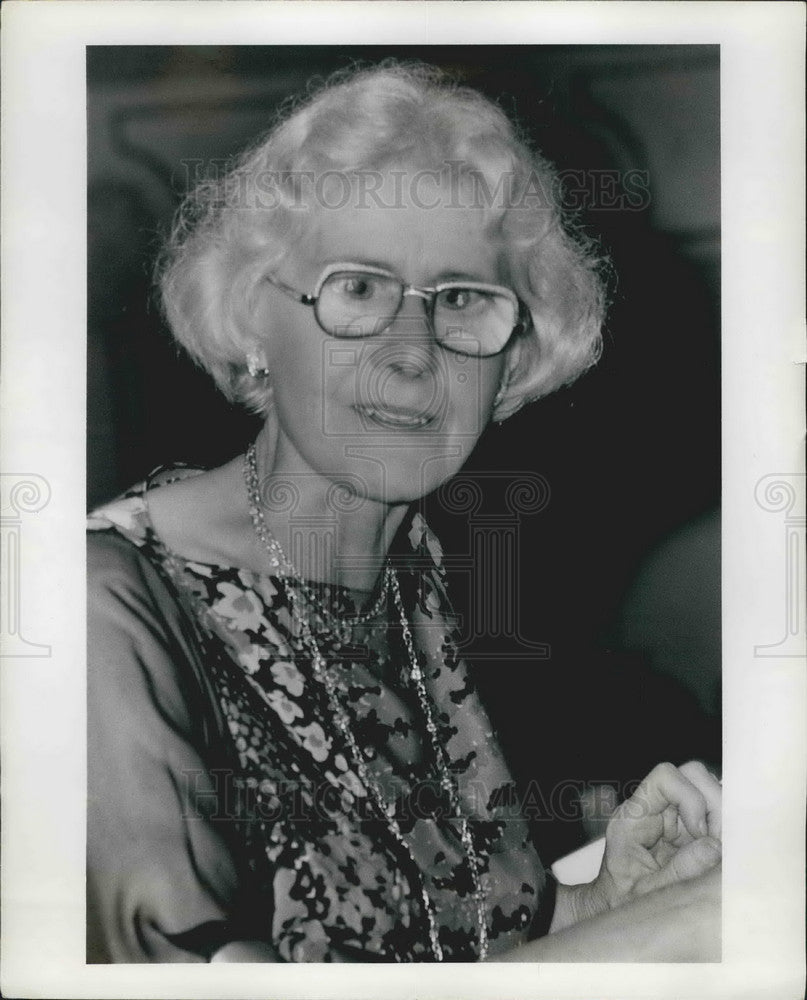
244,444,390,639
243,444,489,961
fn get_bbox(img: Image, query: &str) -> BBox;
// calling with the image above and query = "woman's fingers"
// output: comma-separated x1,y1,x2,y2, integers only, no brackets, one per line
622,762,710,843
637,836,722,897
603,760,722,905
661,803,679,844
678,759,722,840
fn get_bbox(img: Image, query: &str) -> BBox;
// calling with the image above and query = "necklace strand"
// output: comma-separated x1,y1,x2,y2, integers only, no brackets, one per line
389,570,489,961
245,444,389,637
243,444,488,961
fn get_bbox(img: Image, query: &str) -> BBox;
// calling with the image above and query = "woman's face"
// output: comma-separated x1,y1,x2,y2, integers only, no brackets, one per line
254,173,508,505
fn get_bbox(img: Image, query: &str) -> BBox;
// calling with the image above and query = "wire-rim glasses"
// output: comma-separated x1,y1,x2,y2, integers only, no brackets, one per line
266,262,527,358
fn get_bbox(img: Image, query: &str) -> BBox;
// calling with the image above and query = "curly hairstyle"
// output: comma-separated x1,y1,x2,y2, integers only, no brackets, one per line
157,60,608,421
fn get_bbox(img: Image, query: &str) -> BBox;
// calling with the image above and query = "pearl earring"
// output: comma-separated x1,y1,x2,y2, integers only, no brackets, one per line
247,353,270,378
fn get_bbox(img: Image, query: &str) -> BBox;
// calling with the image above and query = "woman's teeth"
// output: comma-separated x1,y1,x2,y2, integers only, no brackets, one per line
356,406,433,428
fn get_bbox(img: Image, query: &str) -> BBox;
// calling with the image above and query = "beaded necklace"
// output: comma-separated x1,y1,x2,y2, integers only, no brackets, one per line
243,443,489,961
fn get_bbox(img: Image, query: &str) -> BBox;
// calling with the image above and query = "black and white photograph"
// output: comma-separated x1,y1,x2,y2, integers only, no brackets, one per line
1,3,804,998
84,43,724,964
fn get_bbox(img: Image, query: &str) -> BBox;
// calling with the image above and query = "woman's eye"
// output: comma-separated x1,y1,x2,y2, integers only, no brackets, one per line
440,287,479,310
335,275,376,299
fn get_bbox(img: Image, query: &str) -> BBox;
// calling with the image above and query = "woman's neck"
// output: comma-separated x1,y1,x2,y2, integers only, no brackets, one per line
249,423,409,593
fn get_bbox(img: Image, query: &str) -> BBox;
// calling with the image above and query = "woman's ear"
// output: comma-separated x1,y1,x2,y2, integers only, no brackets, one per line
494,370,509,409
491,336,526,423
512,301,534,339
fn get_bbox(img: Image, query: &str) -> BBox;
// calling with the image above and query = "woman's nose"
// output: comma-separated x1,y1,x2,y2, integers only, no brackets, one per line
378,294,437,377
377,319,437,378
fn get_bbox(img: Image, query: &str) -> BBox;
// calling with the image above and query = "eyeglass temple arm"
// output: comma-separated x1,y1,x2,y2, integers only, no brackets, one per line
268,275,316,306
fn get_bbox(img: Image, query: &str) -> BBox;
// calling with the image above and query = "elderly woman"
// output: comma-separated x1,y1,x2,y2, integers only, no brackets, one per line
87,62,721,964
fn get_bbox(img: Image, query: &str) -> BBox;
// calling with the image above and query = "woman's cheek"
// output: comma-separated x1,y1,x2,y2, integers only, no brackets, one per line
451,358,503,432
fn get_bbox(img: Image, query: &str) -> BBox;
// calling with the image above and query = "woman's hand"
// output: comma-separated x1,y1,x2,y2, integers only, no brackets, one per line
583,760,721,919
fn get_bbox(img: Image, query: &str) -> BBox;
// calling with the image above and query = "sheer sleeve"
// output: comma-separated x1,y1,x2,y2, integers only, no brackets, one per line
87,531,277,963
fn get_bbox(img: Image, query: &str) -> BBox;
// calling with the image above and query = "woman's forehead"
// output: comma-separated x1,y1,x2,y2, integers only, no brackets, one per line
291,170,507,282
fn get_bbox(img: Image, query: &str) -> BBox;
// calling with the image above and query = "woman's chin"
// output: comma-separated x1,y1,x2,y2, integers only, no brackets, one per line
372,461,468,506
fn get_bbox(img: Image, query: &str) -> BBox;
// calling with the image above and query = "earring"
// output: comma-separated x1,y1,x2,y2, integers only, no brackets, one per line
247,353,270,378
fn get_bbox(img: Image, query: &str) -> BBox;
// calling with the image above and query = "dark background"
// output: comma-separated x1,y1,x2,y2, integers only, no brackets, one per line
88,45,720,861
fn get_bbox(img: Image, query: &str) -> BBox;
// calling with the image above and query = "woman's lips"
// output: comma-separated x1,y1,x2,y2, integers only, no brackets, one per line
353,404,436,429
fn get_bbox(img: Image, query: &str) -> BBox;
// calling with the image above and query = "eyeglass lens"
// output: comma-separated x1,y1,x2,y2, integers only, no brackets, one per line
315,270,517,357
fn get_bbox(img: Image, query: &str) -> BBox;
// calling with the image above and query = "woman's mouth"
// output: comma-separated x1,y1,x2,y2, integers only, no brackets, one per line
354,405,436,429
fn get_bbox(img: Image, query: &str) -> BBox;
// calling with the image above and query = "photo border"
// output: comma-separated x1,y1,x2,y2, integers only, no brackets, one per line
2,2,804,998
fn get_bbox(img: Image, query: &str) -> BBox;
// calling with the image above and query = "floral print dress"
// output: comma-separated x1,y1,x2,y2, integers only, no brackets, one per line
87,466,548,963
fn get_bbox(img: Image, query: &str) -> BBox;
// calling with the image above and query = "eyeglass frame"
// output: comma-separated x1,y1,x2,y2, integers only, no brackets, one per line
265,261,529,357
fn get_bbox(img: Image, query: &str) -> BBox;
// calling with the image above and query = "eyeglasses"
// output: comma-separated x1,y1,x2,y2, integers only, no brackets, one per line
266,262,527,358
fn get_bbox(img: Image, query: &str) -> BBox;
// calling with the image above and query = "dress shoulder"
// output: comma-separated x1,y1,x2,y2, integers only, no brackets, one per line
87,524,262,962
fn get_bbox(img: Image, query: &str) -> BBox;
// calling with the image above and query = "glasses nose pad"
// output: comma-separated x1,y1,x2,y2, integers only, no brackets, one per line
376,286,435,336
